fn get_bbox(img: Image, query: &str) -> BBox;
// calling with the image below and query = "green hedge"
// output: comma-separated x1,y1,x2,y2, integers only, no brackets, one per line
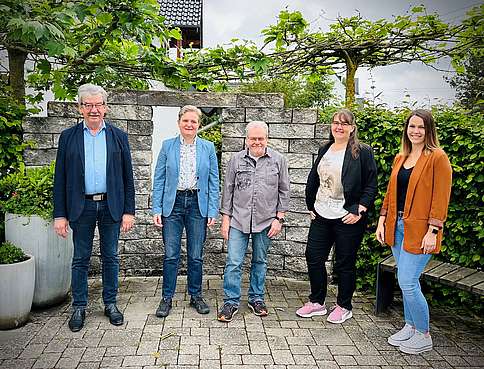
339,105,483,312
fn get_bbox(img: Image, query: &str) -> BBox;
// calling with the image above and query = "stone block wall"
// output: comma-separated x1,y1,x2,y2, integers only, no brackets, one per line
23,90,330,279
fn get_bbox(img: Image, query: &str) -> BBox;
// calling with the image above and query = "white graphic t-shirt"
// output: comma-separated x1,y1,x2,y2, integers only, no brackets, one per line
314,148,347,219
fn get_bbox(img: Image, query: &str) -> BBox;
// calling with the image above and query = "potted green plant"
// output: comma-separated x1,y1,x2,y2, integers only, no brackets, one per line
0,162,73,308
0,241,35,329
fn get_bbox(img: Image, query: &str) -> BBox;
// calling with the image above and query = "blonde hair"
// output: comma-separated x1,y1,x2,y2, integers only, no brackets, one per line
178,105,202,121
401,109,440,156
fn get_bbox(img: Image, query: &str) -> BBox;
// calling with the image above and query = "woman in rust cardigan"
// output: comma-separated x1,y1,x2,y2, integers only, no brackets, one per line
376,109,452,355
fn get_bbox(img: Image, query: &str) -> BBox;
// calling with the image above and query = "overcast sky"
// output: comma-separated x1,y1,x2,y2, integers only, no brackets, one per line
203,0,481,108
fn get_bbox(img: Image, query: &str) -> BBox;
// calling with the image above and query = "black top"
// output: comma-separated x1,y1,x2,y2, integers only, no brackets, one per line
397,166,413,211
305,142,378,215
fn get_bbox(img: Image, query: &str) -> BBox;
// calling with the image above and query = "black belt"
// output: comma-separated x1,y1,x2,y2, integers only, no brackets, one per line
85,193,107,201
177,189,198,194
397,211,404,218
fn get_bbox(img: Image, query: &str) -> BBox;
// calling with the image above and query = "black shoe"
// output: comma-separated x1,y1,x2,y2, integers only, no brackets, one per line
190,295,210,314
104,304,124,326
248,300,268,316
156,298,172,318
68,307,85,332
217,303,239,322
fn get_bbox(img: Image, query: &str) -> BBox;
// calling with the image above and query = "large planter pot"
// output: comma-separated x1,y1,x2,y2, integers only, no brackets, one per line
0,254,35,329
5,213,74,308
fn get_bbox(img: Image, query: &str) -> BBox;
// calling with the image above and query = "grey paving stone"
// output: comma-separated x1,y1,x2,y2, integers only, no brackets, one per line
122,355,155,366
104,346,137,356
0,358,35,369
99,355,123,367
20,343,46,359
44,339,71,353
293,354,316,365
55,356,81,368
334,355,357,365
464,356,484,366
241,354,274,365
77,362,101,369
81,347,106,362
354,355,388,365
210,328,248,346
314,360,340,369
155,350,179,365
99,330,142,347
32,352,61,368
271,350,295,365
221,354,242,365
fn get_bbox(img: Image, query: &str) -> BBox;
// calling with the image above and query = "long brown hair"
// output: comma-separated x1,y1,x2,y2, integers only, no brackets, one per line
401,109,440,156
331,109,360,159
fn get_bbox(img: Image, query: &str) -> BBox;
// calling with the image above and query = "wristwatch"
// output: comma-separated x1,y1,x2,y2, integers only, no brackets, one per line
431,227,439,235
275,216,285,225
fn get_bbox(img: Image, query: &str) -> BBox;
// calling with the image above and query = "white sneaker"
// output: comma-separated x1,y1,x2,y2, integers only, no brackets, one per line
399,331,433,354
388,323,415,346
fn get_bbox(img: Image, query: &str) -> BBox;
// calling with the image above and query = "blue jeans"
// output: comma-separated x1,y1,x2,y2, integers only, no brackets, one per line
162,191,207,299
392,217,432,333
70,199,120,308
222,226,272,306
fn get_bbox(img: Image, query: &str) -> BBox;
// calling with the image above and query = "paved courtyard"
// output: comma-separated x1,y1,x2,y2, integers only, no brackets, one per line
1,275,482,369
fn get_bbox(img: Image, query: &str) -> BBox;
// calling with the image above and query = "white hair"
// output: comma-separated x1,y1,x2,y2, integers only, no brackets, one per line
78,83,108,104
245,121,268,137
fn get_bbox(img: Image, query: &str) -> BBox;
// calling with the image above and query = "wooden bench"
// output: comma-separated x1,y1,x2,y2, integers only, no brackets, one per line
375,255,484,314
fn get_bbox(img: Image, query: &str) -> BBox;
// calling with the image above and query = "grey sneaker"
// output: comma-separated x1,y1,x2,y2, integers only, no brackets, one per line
388,323,415,346
155,298,172,318
399,331,432,354
190,295,210,314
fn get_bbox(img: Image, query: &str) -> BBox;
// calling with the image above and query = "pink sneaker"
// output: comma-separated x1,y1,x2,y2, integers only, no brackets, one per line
326,305,352,323
296,302,327,318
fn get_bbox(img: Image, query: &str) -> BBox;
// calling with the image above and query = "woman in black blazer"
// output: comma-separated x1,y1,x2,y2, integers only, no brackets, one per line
296,109,377,323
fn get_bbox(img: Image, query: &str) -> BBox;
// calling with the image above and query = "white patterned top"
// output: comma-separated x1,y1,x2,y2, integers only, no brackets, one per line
177,136,198,190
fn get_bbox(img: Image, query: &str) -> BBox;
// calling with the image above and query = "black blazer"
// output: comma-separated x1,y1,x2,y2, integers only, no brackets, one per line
53,122,135,222
305,141,378,215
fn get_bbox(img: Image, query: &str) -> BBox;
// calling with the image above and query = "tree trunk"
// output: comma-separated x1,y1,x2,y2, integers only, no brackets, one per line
344,58,358,107
7,47,27,105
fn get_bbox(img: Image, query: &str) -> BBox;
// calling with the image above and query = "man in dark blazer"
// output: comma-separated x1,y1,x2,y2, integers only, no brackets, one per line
53,83,135,332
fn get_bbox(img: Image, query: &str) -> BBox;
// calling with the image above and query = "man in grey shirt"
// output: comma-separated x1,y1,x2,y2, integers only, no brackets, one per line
217,121,290,322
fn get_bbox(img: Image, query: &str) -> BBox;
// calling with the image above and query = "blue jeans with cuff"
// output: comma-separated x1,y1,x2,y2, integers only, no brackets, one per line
392,217,432,333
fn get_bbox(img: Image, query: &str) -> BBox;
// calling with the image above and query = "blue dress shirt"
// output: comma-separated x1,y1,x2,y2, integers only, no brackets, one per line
83,121,107,194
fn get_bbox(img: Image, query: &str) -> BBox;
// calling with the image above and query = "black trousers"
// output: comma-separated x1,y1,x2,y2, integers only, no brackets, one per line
305,213,367,310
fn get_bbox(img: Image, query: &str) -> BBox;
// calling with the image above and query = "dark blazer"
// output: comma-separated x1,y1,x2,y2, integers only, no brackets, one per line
306,141,378,215
53,122,135,222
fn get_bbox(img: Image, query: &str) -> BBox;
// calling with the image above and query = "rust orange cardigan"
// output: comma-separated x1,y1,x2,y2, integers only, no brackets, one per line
380,148,452,254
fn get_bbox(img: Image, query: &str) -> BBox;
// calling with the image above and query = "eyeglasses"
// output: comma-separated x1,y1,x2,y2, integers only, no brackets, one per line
332,121,352,127
81,103,105,110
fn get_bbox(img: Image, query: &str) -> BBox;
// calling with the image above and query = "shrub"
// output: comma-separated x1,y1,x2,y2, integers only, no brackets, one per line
0,162,55,220
0,241,28,264
337,104,484,313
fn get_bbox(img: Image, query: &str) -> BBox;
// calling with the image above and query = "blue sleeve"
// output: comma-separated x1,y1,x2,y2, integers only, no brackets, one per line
207,142,220,218
152,141,167,215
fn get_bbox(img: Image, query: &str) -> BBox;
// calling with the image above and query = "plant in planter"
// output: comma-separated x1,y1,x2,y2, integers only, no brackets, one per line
0,241,35,329
0,162,73,308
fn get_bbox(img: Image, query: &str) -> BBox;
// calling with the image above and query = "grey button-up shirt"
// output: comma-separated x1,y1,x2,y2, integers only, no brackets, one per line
221,147,290,233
